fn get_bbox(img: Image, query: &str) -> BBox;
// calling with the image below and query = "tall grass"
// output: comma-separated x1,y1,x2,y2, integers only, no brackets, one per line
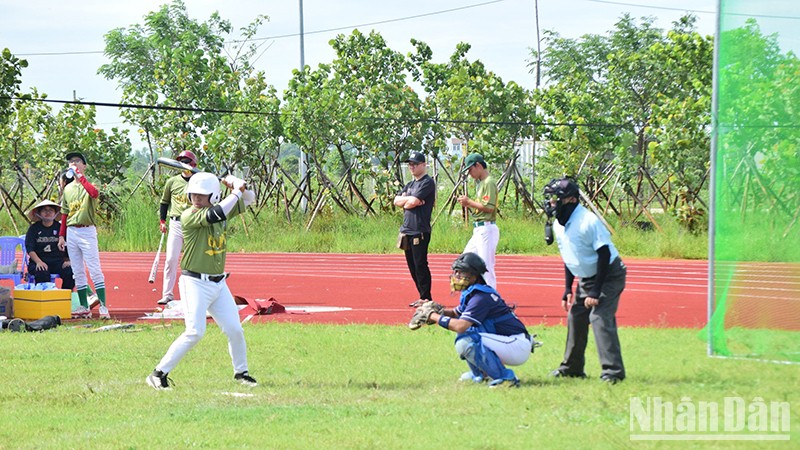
100,190,709,259
0,323,796,448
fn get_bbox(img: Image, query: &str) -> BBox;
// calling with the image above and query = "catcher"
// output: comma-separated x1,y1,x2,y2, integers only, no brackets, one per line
409,252,534,387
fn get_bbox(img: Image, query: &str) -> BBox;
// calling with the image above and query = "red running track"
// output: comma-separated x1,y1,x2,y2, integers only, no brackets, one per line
52,252,712,328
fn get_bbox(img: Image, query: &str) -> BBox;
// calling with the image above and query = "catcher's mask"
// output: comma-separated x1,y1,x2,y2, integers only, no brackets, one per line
450,252,487,292
186,172,221,204
542,177,580,228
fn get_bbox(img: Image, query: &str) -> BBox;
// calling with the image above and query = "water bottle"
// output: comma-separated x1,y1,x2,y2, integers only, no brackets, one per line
65,168,75,179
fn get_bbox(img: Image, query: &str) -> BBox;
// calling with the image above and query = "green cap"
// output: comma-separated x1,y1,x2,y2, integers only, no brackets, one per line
462,153,486,172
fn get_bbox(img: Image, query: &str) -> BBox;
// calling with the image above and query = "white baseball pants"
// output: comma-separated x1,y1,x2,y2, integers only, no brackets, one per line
66,226,105,290
479,332,531,366
155,276,249,375
161,219,184,301
463,223,499,288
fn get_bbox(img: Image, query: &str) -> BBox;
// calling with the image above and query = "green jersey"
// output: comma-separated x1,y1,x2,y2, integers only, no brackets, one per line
161,175,192,218
61,181,97,226
470,174,497,222
180,196,246,274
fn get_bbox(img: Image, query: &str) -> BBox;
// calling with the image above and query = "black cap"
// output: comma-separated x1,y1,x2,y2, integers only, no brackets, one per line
403,152,426,164
65,152,86,164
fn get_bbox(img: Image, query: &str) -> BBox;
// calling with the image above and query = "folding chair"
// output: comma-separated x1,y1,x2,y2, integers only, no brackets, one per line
0,236,28,286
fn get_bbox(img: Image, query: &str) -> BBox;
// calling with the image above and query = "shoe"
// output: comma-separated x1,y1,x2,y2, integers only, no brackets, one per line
459,371,484,383
157,296,173,305
72,306,92,319
549,369,587,379
146,370,173,390
601,375,623,385
98,306,110,320
234,371,258,387
488,369,520,388
88,294,100,309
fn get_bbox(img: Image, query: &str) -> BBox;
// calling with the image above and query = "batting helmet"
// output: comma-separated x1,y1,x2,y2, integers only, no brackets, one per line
186,172,220,203
451,252,488,277
177,150,198,167
543,177,579,200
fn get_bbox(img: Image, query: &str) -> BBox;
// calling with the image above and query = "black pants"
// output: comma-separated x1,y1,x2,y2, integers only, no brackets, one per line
559,258,626,379
27,260,75,290
404,232,432,301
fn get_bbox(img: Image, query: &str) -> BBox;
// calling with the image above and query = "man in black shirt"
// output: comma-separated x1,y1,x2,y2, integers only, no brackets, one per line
25,200,75,289
394,152,436,301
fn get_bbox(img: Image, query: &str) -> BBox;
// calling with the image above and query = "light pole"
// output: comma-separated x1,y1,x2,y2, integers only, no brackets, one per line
299,0,308,212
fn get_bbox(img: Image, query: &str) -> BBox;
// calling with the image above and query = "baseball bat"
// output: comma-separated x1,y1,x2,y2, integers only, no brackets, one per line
157,157,201,174
148,233,165,283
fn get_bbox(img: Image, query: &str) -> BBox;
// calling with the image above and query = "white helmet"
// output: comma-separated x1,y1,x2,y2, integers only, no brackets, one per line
186,172,221,203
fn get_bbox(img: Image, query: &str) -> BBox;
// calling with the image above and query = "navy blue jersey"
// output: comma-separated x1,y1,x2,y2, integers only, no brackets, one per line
398,174,435,235
455,286,528,336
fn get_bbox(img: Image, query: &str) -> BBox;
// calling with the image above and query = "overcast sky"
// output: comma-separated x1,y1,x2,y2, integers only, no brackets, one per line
2,0,721,146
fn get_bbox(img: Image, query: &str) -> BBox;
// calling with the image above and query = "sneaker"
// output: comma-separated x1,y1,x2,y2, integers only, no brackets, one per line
234,371,258,387
488,377,520,388
488,369,520,388
99,306,110,320
88,294,100,310
549,369,587,379
146,370,173,390
72,306,92,319
459,371,484,383
157,295,173,305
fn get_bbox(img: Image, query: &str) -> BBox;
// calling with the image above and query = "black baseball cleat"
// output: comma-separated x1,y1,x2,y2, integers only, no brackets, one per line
234,371,258,387
549,369,587,379
600,375,623,385
146,370,174,390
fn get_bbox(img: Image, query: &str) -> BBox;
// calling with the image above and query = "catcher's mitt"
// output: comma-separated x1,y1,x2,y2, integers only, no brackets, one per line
408,301,445,330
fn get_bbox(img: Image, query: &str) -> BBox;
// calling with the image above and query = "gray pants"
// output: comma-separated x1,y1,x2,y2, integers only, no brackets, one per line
558,258,626,379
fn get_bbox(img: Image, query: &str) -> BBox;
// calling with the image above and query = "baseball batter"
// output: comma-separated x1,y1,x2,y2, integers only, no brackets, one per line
57,152,109,320
157,150,198,305
147,172,257,390
457,153,499,288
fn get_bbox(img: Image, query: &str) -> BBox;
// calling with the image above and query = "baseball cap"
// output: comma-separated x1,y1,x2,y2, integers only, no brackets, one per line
404,152,426,164
462,153,486,172
65,152,86,164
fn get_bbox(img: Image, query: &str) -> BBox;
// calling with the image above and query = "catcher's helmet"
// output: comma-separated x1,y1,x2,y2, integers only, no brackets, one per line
451,252,488,277
543,177,579,200
186,172,220,203
177,150,198,167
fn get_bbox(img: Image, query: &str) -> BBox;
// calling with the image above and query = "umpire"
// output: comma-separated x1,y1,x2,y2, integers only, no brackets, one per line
394,151,436,302
544,178,626,384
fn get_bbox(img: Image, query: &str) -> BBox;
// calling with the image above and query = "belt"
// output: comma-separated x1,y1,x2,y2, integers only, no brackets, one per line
473,221,495,227
170,216,181,222
182,270,228,283
71,224,93,228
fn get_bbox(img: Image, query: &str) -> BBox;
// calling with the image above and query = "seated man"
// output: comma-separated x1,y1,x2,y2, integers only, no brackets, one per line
411,252,533,387
25,200,75,290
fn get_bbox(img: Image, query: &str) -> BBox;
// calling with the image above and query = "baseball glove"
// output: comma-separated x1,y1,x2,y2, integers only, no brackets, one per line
408,301,445,330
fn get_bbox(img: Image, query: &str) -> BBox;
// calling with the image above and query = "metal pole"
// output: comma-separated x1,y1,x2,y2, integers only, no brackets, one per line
299,0,308,212
707,0,722,357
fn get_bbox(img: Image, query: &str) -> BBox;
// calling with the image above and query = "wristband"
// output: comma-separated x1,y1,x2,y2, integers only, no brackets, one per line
438,316,451,330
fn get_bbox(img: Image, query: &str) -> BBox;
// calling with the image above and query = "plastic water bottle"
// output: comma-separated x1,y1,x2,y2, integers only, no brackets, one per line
65,168,75,179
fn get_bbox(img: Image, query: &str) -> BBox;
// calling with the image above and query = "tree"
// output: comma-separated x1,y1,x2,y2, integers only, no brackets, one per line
530,14,713,228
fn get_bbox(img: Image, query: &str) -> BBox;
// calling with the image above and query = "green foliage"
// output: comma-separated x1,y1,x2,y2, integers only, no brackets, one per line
1,324,797,448
0,48,28,126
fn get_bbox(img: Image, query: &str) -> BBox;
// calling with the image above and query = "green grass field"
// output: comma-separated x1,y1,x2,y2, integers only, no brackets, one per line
1,323,796,449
